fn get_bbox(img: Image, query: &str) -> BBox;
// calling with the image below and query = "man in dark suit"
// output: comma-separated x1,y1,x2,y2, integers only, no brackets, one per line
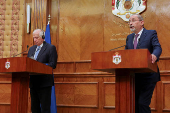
125,14,162,113
27,29,57,113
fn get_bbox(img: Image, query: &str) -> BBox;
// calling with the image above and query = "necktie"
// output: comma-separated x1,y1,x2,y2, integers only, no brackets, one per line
134,34,139,49
34,46,40,60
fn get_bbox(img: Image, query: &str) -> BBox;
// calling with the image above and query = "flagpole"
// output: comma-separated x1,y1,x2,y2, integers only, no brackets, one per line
45,14,57,113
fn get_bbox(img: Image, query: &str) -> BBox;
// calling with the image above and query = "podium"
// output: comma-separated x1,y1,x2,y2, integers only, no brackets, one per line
91,49,157,113
0,57,53,113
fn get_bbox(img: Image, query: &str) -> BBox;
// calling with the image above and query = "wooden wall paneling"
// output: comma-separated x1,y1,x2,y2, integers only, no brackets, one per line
22,0,33,55
150,85,157,111
104,0,130,51
79,0,104,60
58,0,104,61
57,107,99,113
42,0,48,30
156,81,163,113
50,0,59,49
0,83,11,104
158,58,170,74
75,61,94,72
58,0,81,61
158,59,167,71
0,74,11,113
32,0,48,31
54,62,75,73
22,0,33,56
55,82,99,107
103,82,115,109
155,0,170,57
54,74,116,113
165,59,170,70
141,0,157,30
0,105,10,113
54,61,115,74
161,74,170,83
162,81,170,112
103,76,115,82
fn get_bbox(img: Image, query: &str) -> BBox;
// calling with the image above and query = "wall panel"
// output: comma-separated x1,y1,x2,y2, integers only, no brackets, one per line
0,84,11,104
155,0,170,57
104,82,115,108
163,82,170,111
58,0,104,61
1,0,170,113
0,105,10,113
56,82,98,107
150,85,157,111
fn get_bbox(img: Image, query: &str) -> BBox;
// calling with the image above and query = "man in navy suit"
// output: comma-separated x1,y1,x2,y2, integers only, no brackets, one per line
125,14,162,113
27,29,57,113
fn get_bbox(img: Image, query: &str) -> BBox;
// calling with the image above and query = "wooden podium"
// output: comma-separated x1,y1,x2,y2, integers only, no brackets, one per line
91,49,157,113
0,57,53,113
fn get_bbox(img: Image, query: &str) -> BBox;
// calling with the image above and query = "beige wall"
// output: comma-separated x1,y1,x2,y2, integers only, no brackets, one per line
0,0,24,58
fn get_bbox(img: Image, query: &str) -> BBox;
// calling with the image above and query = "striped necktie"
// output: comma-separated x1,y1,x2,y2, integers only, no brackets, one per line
134,34,139,49
34,46,40,60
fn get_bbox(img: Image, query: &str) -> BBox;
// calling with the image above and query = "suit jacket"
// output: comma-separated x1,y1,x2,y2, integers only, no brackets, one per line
125,28,162,83
27,41,58,88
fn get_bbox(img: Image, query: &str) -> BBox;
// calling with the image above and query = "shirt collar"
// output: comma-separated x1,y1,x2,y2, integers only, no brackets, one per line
39,43,43,48
136,28,144,36
36,43,43,50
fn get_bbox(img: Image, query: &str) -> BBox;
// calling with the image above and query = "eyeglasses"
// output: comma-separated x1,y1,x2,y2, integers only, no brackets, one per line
128,20,141,24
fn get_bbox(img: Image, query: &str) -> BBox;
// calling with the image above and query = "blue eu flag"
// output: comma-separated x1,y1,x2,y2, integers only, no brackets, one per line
45,23,57,113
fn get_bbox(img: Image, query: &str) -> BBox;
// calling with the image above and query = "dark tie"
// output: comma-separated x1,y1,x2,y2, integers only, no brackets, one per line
134,34,139,49
34,46,40,60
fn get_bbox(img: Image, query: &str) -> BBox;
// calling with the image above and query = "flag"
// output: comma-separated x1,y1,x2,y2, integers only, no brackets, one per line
45,23,57,113
45,24,51,44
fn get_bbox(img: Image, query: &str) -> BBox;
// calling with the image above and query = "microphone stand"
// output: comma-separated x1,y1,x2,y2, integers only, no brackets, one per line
13,45,29,57
109,45,126,51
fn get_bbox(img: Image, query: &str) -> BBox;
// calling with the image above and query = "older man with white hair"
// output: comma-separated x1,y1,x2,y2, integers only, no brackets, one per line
27,29,57,113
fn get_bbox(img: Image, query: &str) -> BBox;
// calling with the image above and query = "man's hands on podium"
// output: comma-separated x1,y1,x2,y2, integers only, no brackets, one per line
151,54,157,64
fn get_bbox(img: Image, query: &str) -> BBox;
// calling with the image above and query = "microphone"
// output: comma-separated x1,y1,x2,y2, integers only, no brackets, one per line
109,38,128,51
109,45,126,51
13,45,29,57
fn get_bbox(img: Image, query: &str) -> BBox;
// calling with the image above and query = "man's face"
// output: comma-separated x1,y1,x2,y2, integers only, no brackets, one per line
33,31,44,46
129,15,144,34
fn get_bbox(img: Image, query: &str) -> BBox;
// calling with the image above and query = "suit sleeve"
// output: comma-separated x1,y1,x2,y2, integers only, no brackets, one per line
27,50,30,57
48,45,58,69
151,30,162,60
125,36,129,49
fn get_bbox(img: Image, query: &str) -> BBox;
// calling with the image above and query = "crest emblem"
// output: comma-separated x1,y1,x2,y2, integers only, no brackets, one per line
5,59,10,69
113,52,121,64
112,0,147,21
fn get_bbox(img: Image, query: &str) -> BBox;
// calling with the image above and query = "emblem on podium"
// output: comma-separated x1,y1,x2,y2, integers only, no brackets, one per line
5,59,10,69
113,52,121,64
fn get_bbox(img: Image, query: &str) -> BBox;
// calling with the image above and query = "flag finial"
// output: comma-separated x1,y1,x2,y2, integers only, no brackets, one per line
48,14,51,25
